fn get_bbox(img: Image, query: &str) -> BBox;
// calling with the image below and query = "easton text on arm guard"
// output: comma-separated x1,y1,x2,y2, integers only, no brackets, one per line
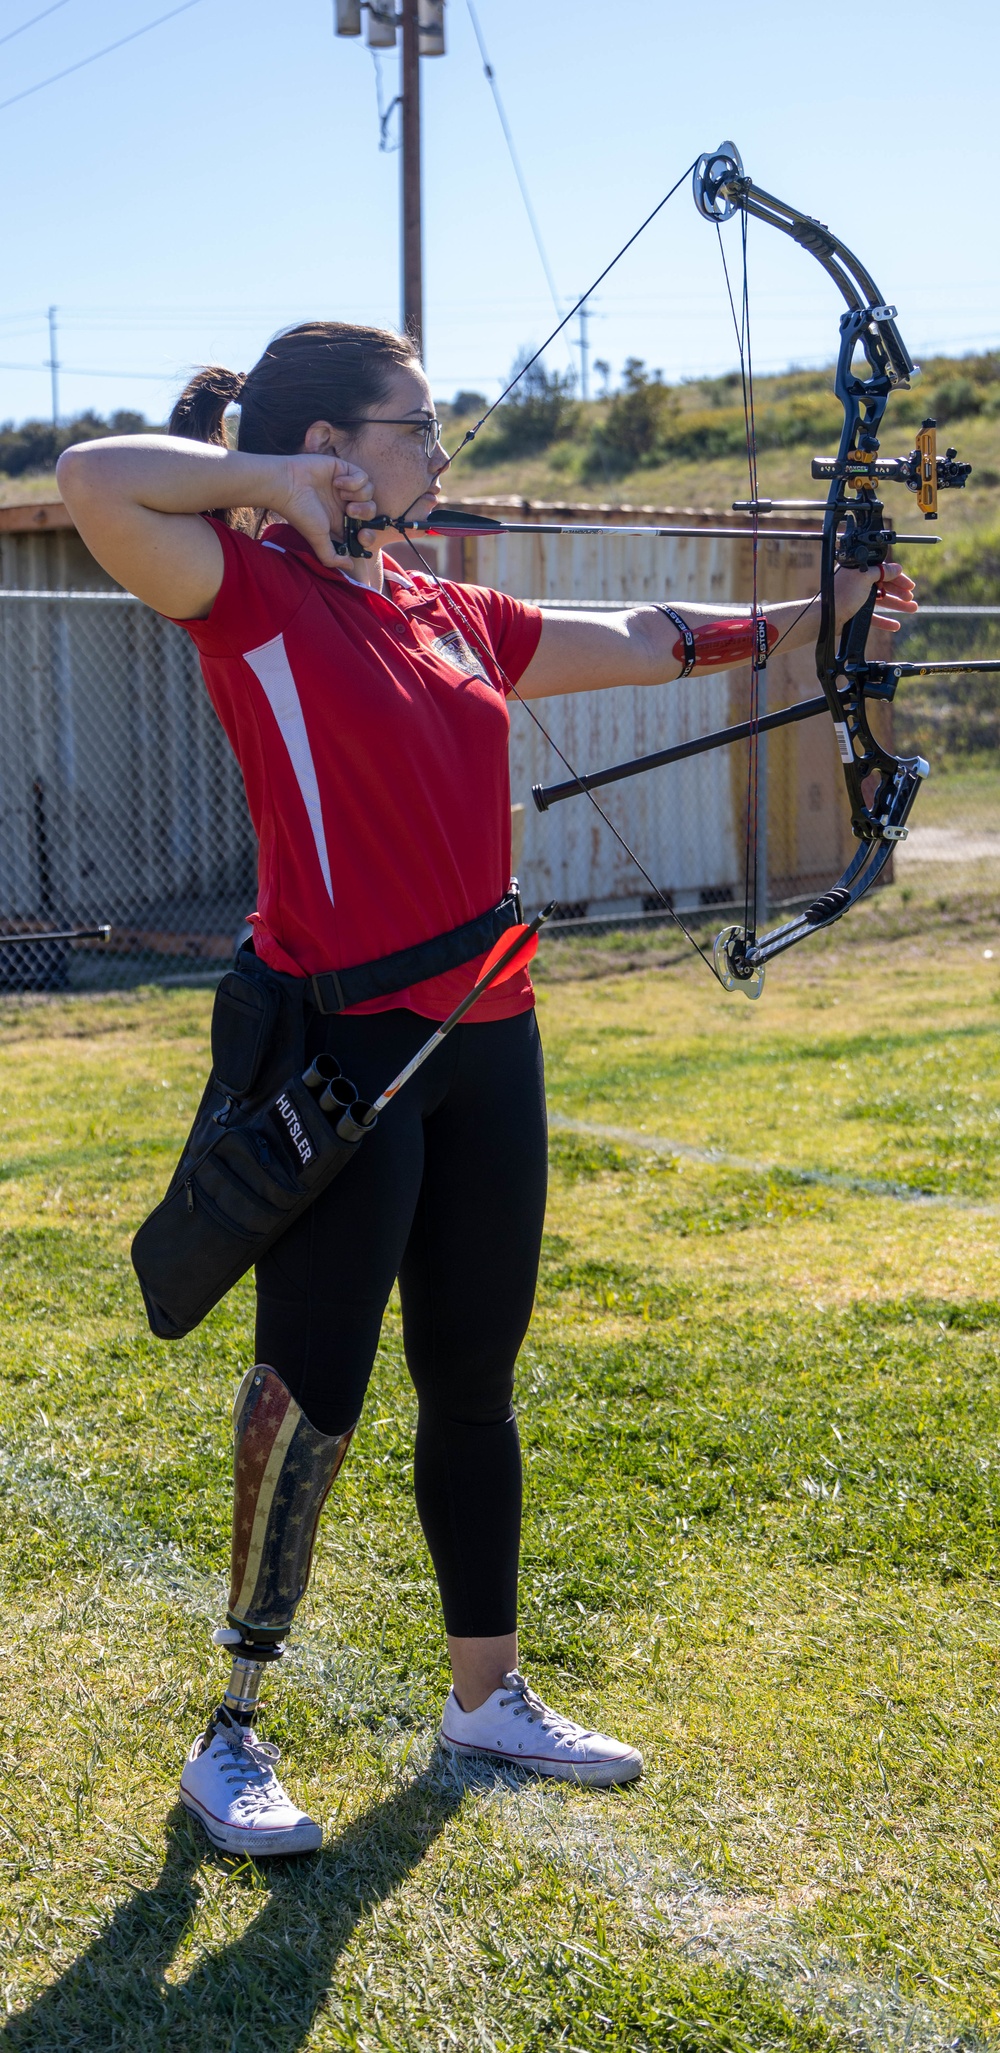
656,608,780,674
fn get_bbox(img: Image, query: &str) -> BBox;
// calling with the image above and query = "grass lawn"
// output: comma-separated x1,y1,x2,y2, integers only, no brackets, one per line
1,925,1000,2051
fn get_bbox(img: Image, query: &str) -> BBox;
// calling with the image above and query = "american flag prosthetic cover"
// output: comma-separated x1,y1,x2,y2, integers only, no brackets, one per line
227,1366,354,1638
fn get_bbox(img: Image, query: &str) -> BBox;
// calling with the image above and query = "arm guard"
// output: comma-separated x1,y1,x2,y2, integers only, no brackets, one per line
656,606,779,674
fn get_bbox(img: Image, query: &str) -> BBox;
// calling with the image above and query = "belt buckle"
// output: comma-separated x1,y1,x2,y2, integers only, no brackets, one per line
310,971,346,1015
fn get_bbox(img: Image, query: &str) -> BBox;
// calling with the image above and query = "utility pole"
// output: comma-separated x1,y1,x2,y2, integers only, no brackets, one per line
400,0,422,352
334,1,446,361
47,306,59,426
577,300,590,402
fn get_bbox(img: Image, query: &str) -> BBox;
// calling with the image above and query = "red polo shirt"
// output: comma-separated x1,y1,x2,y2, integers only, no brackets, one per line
174,519,543,1020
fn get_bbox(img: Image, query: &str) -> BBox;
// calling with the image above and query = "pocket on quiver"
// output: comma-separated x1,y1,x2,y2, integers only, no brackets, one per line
130,960,375,1341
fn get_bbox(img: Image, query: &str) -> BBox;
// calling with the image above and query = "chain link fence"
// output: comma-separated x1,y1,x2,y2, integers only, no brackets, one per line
0,591,255,991
0,581,995,993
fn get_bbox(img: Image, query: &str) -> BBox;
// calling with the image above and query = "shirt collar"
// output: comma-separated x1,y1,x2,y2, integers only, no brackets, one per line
261,523,432,605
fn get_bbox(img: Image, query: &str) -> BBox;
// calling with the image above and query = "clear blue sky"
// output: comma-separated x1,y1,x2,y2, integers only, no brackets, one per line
1,0,997,429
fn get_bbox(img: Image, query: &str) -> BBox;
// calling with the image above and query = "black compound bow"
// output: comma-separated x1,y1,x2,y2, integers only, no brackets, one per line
342,143,1000,997
685,142,997,994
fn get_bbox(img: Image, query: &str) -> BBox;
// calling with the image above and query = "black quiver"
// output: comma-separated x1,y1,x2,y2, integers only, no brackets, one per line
131,952,374,1340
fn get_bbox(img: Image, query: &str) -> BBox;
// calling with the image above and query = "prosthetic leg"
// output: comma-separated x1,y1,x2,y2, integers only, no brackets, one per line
211,1365,355,1730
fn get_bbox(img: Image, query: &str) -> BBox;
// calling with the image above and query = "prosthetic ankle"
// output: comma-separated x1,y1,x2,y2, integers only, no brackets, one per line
211,1366,355,1727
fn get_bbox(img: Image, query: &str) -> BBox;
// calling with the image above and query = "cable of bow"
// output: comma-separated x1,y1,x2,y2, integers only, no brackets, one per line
713,208,765,959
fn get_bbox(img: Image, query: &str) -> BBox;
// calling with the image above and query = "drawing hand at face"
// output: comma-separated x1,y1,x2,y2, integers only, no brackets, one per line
269,451,377,567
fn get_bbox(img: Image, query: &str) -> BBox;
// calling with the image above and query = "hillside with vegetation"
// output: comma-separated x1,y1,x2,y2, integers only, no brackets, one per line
438,349,1000,543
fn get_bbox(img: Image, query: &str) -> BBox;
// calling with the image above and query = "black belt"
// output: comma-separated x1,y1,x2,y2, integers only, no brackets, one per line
306,885,523,1016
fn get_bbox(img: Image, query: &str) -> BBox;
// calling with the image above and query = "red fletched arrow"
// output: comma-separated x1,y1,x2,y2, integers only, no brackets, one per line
369,906,554,1117
475,921,539,988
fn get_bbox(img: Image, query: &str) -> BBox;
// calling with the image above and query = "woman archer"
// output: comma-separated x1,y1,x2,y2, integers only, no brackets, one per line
57,320,915,1856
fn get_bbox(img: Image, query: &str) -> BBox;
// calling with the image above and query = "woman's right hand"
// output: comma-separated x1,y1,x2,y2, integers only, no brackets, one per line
56,433,384,619
272,452,378,567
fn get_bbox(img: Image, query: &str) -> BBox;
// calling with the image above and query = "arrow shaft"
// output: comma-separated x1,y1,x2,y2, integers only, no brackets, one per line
0,924,111,946
418,519,823,541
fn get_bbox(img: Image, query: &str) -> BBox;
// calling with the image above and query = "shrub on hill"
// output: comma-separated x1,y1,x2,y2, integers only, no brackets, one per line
446,390,487,418
0,408,150,478
921,352,1000,424
586,357,678,467
465,355,577,464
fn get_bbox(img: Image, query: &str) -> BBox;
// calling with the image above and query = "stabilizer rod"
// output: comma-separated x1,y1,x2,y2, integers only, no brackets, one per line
532,694,829,812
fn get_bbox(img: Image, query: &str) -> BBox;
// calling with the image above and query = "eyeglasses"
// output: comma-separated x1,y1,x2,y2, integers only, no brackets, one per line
336,413,443,458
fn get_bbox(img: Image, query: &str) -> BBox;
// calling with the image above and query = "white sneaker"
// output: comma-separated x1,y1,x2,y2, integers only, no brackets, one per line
179,1707,322,1855
440,1669,642,1786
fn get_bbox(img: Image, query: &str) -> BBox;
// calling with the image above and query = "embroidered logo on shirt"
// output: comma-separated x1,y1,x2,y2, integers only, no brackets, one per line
428,629,489,684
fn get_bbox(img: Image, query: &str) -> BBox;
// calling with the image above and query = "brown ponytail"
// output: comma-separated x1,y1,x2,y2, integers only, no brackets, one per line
168,366,246,446
169,321,419,529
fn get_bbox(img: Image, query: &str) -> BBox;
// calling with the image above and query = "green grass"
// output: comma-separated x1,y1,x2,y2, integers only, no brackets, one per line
1,934,1000,2049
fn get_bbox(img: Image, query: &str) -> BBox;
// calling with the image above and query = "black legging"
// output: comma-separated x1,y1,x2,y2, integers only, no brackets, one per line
255,1006,547,1637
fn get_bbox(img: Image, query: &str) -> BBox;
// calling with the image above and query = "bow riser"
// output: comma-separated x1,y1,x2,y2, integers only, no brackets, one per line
693,152,968,992
813,312,931,848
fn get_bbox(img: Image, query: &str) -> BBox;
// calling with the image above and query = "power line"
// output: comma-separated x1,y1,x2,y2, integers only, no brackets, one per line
0,0,201,116
0,0,72,50
464,0,578,381
0,359,175,381
47,305,58,425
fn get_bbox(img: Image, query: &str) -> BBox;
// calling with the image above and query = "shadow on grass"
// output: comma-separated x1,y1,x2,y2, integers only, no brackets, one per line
2,1752,469,2053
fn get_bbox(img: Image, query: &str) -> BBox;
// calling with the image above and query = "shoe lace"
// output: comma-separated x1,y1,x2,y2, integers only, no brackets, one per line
211,1728,289,1814
498,1669,590,1739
